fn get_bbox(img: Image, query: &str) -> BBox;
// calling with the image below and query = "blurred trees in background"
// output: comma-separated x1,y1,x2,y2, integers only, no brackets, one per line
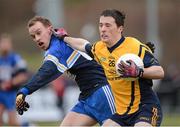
0,0,179,71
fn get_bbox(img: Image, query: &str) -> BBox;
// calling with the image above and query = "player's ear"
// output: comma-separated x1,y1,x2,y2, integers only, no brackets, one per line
118,26,123,33
48,25,53,34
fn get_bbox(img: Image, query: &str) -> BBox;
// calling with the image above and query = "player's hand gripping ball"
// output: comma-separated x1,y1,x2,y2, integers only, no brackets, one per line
116,53,144,81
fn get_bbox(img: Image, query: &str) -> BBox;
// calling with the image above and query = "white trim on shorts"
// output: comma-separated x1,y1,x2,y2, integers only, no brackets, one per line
102,85,116,114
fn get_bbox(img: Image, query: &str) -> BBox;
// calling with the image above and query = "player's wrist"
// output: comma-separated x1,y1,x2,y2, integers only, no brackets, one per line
18,87,29,96
61,34,68,41
16,92,26,100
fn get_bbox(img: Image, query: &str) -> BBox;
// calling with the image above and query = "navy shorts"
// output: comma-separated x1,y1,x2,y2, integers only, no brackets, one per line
110,103,162,126
71,85,116,125
0,90,16,110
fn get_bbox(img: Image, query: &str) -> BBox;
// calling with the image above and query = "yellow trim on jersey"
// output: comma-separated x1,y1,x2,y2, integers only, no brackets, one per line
66,50,80,68
91,37,151,115
67,50,78,64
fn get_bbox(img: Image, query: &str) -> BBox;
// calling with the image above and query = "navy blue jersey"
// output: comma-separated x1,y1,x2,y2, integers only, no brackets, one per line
22,35,108,99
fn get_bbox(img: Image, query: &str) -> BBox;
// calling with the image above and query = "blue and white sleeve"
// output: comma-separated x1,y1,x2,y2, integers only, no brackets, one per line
44,54,68,73
18,60,62,95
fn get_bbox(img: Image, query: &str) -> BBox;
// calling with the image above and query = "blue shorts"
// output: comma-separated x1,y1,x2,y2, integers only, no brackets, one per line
71,85,116,125
0,90,16,110
110,103,162,126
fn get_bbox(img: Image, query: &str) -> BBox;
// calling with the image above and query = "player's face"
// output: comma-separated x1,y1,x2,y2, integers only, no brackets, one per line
28,21,52,50
99,16,123,47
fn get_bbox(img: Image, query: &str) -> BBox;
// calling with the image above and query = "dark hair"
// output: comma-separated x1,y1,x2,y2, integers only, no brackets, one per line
100,9,125,27
27,16,52,28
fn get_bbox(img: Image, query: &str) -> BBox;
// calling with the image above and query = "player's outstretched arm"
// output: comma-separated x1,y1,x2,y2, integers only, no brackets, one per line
142,42,164,79
16,61,61,115
143,66,164,79
64,36,90,52
53,28,90,53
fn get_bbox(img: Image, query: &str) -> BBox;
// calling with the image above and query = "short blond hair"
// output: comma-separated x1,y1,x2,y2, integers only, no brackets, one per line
27,16,52,28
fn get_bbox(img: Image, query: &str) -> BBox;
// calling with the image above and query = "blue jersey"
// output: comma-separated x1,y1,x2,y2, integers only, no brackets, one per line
0,52,27,87
23,35,108,99
44,35,108,99
0,52,27,110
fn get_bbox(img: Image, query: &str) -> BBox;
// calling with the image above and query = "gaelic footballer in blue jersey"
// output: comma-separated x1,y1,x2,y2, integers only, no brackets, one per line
0,34,28,126
16,16,116,126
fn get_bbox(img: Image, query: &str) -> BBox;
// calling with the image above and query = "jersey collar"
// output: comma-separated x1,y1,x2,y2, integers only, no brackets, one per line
47,34,57,50
107,36,125,53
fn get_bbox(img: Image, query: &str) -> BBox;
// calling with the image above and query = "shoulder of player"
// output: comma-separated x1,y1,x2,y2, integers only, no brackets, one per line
125,37,144,46
49,38,66,51
89,41,106,54
93,40,106,49
125,37,152,53
125,36,141,43
45,40,62,58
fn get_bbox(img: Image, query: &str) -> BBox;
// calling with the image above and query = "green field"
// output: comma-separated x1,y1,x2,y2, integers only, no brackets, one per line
161,114,180,126
34,114,180,126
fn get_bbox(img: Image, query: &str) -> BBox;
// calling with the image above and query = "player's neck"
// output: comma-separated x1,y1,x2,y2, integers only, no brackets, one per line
106,35,122,48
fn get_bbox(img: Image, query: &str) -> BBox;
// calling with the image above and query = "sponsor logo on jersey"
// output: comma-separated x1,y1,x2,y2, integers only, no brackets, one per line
100,57,106,62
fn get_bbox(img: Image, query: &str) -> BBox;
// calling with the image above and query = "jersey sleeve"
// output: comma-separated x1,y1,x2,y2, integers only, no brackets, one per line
143,50,160,68
18,38,83,95
85,43,101,64
85,43,94,58
136,41,160,68
21,61,62,95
